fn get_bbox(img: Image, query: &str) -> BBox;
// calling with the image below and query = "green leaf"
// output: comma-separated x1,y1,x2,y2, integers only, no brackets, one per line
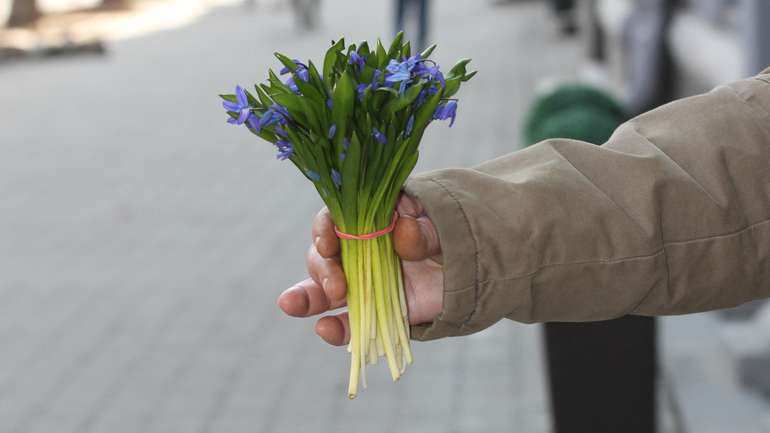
420,43,437,59
387,32,404,58
461,70,478,82
409,86,445,151
341,132,361,222
294,77,326,107
268,69,290,92
401,40,411,59
448,58,472,79
244,89,260,107
443,77,461,98
254,85,273,107
384,81,425,114
274,52,298,73
358,41,371,59
375,39,387,68
220,94,237,103
307,61,328,96
323,38,345,88
332,71,355,150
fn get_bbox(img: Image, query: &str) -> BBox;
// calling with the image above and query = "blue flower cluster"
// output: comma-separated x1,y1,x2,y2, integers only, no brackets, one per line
220,34,475,196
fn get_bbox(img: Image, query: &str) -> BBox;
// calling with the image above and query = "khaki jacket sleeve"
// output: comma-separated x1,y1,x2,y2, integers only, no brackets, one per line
404,72,770,341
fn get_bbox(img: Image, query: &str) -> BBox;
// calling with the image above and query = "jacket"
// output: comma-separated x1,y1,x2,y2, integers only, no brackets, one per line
404,68,770,340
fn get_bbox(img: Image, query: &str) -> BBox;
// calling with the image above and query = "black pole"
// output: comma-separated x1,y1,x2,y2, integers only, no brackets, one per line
545,316,657,433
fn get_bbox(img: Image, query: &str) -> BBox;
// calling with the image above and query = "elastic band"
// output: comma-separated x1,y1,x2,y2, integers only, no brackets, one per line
334,212,399,240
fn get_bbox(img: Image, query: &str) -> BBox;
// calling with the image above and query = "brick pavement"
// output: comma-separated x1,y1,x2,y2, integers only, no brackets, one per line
0,1,580,432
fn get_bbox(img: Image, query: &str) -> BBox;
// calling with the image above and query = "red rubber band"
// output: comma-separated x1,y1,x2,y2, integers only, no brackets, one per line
334,212,399,240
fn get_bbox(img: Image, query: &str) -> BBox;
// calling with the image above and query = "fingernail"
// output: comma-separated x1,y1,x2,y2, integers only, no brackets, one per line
314,236,320,248
322,277,329,291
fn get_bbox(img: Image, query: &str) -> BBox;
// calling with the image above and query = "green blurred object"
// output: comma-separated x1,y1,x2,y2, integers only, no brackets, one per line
523,84,626,146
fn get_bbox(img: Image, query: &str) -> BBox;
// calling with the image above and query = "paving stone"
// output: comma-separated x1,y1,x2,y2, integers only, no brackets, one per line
0,1,582,432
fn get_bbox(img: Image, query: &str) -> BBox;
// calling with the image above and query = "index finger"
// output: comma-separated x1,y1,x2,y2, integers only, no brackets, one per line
311,207,340,258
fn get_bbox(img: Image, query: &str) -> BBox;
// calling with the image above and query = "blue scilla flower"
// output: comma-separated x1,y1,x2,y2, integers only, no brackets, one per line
223,85,252,125
433,100,458,127
328,124,337,139
275,139,294,160
414,62,445,87
372,127,387,144
272,103,290,121
385,59,413,83
349,52,365,70
371,69,382,90
285,76,300,94
356,83,368,101
331,169,342,189
279,59,310,82
415,85,439,108
275,126,288,137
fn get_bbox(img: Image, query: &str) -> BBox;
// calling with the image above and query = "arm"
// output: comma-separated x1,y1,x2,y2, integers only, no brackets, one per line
404,71,770,340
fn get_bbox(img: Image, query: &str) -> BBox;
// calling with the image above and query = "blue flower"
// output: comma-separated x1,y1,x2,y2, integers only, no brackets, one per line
406,115,415,135
415,85,439,107
275,139,294,160
246,113,261,130
385,59,413,83
372,127,387,144
343,137,350,150
275,126,288,137
433,100,458,127
328,124,337,139
327,98,333,109
371,69,382,90
223,85,252,125
349,52,365,70
306,169,320,182
285,76,300,94
340,151,346,162
331,169,342,189
414,63,445,86
280,59,309,82
272,103,290,121
356,83,368,101
279,59,305,74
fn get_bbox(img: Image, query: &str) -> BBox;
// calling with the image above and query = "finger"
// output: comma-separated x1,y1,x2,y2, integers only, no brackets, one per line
315,312,350,346
305,245,347,301
311,207,339,258
277,278,346,318
393,193,441,261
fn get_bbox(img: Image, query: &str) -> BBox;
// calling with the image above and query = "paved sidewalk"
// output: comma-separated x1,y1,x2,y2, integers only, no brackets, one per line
0,1,580,432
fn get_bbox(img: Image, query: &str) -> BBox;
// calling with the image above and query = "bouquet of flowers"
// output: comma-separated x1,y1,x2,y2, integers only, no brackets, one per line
220,33,475,398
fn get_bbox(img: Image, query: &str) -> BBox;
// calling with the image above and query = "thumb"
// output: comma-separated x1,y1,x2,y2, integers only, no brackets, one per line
393,193,442,262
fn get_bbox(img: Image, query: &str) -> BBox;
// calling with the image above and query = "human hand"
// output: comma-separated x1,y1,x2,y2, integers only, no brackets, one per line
277,193,444,346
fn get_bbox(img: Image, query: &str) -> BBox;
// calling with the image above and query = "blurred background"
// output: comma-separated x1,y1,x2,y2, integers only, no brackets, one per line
0,0,769,432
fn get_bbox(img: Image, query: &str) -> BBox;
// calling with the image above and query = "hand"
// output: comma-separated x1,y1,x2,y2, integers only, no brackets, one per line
277,193,444,346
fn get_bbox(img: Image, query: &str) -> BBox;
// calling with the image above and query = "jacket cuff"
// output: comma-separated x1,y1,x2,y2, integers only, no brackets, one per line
403,170,479,340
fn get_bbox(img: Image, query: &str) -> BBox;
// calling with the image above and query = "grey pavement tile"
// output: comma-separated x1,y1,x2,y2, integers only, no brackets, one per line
0,1,584,432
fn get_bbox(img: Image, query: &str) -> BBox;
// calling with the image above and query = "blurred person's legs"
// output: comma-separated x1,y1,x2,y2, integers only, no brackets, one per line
417,0,430,52
548,0,577,35
623,0,675,115
291,0,320,31
394,0,431,51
